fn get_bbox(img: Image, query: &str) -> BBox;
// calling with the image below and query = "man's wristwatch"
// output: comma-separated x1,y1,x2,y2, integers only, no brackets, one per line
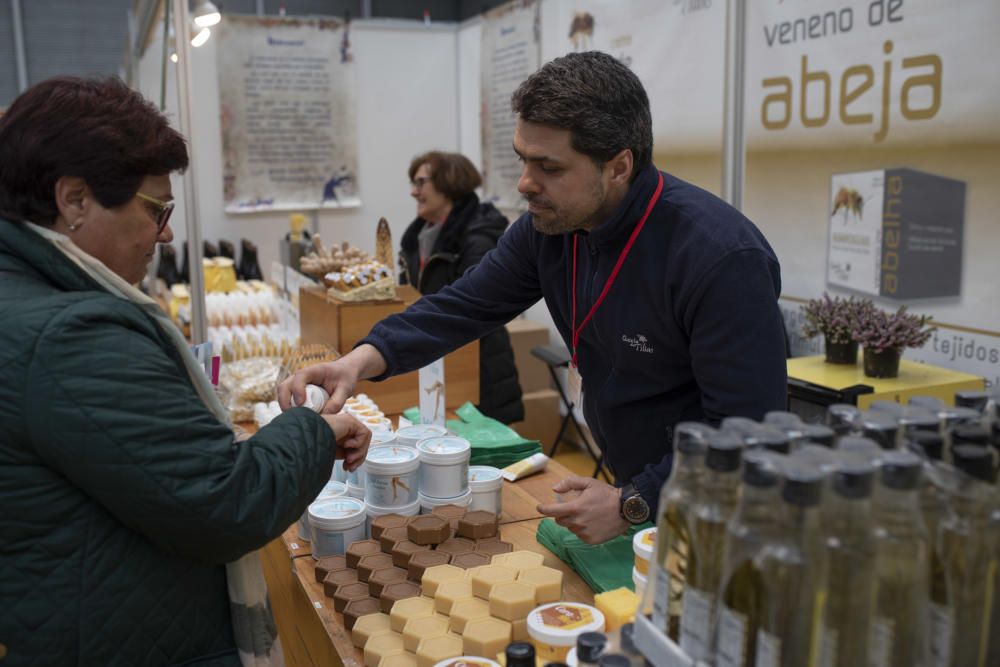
619,483,650,524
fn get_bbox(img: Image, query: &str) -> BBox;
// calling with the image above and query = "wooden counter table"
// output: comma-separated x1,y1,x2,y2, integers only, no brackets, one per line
262,459,591,667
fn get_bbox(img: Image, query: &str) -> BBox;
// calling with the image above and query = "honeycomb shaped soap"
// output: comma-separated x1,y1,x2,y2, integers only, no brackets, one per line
364,632,405,667
511,618,529,642
334,581,373,613
461,617,511,659
380,581,423,614
450,552,491,570
352,611,392,649
456,511,498,540
348,539,383,568
517,566,563,603
359,553,396,583
323,568,359,598
434,578,474,615
380,526,411,554
473,539,513,557
369,566,409,598
431,503,467,529
416,633,465,667
421,564,467,597
371,513,411,540
403,613,451,652
436,537,476,558
491,550,544,572
345,596,383,631
407,551,451,582
389,595,436,632
447,597,490,634
392,539,430,569
488,581,535,621
408,515,451,546
468,564,518,599
315,554,349,582
378,653,418,667
594,587,640,631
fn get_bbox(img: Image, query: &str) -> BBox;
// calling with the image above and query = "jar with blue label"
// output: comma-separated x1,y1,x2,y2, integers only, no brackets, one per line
396,424,448,448
297,479,347,542
417,436,471,500
308,496,367,559
364,445,421,509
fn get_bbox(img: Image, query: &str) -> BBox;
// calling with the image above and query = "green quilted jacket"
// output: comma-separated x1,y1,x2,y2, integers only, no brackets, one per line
0,218,336,665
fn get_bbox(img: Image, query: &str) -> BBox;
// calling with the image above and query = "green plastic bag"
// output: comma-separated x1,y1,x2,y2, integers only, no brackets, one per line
402,402,541,468
536,518,653,594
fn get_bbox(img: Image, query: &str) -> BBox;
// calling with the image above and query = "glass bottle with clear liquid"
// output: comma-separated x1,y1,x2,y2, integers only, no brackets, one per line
753,461,828,667
679,432,743,663
651,422,713,639
715,451,784,667
871,450,931,667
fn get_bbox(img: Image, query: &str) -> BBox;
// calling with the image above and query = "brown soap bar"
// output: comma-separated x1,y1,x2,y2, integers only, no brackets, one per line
333,581,371,613
369,566,409,598
406,550,450,582
435,537,476,558
431,504,468,530
457,511,499,540
392,540,430,569
358,553,396,583
450,552,491,570
343,596,382,631
379,581,423,614
315,554,349,583
407,515,451,546
474,539,513,556
347,539,382,569
380,526,411,554
371,513,411,540
323,568,359,598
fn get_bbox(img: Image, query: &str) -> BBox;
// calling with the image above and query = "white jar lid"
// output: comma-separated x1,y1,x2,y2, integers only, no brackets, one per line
417,436,471,464
396,424,448,444
632,566,648,586
316,480,347,502
432,657,501,667
365,444,420,475
632,527,655,561
308,497,366,531
367,497,421,517
370,431,397,447
527,602,606,646
468,466,503,491
419,488,472,508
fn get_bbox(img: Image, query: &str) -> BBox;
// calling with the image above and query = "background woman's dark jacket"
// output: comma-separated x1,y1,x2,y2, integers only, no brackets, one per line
399,194,524,424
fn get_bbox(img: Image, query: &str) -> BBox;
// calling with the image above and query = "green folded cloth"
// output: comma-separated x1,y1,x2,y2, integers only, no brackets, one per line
402,402,541,469
536,518,653,594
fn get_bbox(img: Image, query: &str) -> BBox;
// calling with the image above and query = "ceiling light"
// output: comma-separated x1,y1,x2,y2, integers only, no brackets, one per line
191,25,211,47
193,1,221,28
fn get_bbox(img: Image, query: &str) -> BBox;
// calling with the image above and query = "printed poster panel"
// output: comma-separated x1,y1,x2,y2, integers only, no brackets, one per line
216,15,359,212
827,169,884,296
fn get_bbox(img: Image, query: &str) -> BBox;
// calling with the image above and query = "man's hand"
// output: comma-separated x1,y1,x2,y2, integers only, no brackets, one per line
322,413,372,472
537,476,629,544
277,344,387,414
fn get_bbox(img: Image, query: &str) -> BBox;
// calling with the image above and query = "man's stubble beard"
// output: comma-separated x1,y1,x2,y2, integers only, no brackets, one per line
527,179,606,235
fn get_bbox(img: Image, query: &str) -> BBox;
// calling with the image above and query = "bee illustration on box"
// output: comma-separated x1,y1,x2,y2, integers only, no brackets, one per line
831,186,866,223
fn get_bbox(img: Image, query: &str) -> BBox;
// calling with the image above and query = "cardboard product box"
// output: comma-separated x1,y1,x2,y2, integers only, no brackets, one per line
510,389,560,446
505,318,552,393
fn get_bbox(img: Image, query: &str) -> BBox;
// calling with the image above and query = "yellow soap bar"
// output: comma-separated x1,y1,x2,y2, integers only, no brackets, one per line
379,653,418,667
462,617,512,659
364,632,405,667
488,581,535,622
594,587,639,631
511,618,529,642
416,633,465,667
468,564,518,600
517,566,563,604
390,596,437,633
403,614,450,652
448,597,491,634
352,612,393,649
422,564,467,597
491,550,545,572
435,579,474,615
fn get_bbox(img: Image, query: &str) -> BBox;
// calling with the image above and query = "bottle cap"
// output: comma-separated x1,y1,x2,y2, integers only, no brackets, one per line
951,445,997,484
747,427,791,454
951,423,990,446
597,656,630,667
826,403,861,435
836,436,883,465
833,462,875,499
938,406,982,427
954,390,989,411
619,623,637,655
908,395,945,410
742,450,781,488
673,422,715,455
898,409,941,433
906,431,944,461
780,461,824,507
705,433,743,472
801,424,835,448
879,450,923,490
575,632,607,664
870,400,904,417
763,411,803,429
720,416,759,437
860,411,899,449
506,642,536,667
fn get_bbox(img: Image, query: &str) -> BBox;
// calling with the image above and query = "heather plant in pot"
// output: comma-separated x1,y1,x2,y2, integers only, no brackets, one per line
801,293,868,364
852,305,935,378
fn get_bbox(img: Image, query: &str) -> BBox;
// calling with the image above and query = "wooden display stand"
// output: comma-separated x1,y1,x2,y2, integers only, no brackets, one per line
299,285,479,414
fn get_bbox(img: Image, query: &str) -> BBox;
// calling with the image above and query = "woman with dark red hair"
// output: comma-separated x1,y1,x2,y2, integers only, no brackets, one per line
0,77,370,666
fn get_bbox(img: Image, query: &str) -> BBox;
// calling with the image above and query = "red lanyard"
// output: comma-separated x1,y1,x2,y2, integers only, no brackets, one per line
571,172,664,368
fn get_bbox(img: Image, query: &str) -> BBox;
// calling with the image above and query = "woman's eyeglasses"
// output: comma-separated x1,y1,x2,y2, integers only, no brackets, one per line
411,176,431,189
135,192,175,234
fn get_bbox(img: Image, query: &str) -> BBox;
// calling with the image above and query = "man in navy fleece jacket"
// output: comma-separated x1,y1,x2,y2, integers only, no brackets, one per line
281,52,787,544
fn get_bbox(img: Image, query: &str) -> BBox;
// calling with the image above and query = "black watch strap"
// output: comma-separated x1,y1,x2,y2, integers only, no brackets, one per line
619,483,650,524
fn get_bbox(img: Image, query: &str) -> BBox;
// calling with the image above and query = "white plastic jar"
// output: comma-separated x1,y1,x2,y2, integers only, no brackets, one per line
297,480,347,542
432,658,501,667
632,527,655,577
527,602,606,663
632,567,648,598
417,436,471,499
364,445,420,509
419,488,472,514
308,496,367,559
467,466,503,514
366,497,421,535
395,424,448,449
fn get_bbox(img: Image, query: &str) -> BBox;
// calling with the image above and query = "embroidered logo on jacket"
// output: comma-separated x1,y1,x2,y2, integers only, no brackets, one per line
622,334,654,354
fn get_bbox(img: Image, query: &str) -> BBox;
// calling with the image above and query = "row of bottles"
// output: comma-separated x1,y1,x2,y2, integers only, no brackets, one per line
648,389,1000,667
157,238,263,286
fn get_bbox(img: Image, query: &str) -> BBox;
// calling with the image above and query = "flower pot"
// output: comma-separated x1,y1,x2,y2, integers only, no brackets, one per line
863,347,902,379
824,339,858,365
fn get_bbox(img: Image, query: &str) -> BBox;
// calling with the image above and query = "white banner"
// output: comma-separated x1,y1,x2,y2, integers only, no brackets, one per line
216,15,360,212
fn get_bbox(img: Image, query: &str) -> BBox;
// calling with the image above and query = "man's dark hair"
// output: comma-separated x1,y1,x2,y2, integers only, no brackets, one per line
0,76,188,224
408,151,482,202
511,51,653,180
